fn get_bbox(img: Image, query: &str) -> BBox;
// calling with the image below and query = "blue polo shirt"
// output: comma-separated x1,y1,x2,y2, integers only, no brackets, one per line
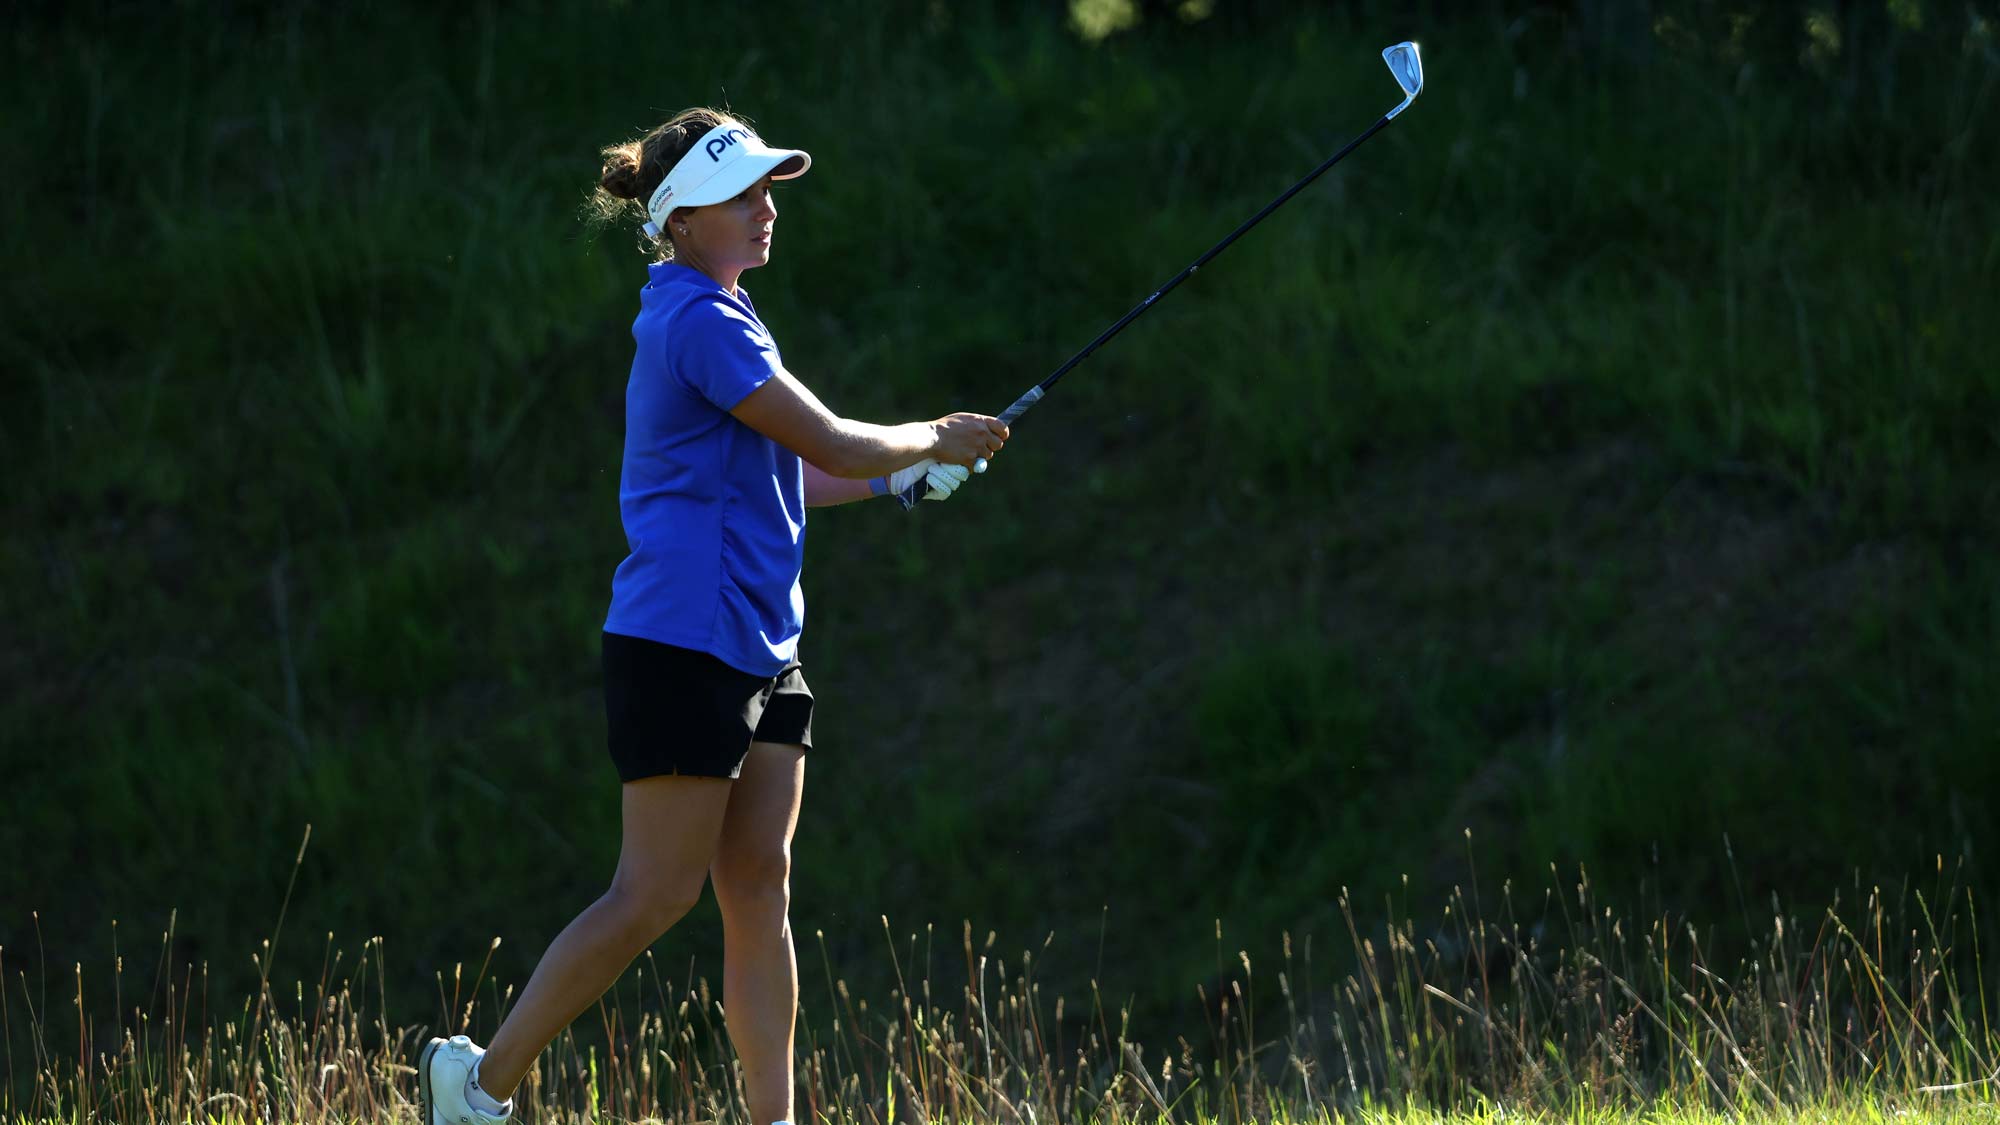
604,262,806,676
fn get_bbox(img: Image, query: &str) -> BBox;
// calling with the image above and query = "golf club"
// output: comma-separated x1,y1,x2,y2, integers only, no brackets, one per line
897,41,1424,509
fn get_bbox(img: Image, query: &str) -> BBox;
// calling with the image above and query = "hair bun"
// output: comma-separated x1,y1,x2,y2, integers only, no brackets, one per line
599,143,646,201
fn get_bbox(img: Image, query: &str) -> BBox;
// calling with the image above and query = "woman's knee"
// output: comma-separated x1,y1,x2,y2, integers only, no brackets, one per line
712,846,792,912
603,876,705,938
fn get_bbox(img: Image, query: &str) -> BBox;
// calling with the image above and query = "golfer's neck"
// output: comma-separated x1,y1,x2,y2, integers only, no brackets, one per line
679,249,741,297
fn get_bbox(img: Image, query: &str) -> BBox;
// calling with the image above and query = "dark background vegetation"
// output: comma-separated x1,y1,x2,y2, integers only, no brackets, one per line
4,0,1995,1061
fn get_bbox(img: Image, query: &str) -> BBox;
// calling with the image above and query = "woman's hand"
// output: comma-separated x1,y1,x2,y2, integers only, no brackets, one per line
880,459,972,503
928,413,1010,467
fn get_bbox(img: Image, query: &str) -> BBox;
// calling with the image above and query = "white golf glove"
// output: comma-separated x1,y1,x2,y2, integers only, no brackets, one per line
883,458,972,505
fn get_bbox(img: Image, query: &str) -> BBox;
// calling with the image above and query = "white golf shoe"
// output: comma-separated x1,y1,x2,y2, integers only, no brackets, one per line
418,1034,512,1124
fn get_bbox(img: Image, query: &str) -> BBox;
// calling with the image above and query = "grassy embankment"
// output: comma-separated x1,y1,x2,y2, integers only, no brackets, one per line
3,0,1996,1098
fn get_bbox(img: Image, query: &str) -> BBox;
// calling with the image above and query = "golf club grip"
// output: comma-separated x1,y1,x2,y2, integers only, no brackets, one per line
971,386,1046,474
995,386,1047,427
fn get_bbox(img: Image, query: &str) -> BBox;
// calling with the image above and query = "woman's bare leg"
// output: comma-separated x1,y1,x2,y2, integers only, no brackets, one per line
709,742,807,1125
476,775,733,1098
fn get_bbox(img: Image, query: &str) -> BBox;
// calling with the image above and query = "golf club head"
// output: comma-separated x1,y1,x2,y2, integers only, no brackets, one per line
1383,41,1423,119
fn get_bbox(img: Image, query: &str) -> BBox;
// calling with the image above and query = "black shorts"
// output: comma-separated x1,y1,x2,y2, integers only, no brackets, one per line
601,632,815,782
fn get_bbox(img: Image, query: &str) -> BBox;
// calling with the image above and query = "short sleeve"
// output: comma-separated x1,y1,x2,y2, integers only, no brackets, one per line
668,298,786,411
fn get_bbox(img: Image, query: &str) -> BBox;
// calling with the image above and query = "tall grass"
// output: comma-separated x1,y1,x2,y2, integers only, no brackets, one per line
5,858,1995,1121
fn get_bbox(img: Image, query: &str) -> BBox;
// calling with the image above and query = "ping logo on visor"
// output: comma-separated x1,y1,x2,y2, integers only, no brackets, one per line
705,127,750,161
645,122,812,233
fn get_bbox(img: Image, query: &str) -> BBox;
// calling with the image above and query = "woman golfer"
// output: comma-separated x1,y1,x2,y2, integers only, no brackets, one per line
419,107,1008,1125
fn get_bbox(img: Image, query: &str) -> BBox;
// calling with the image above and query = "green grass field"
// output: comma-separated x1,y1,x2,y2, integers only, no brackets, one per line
6,846,1995,1121
17,1098,2000,1124
5,0,1999,1119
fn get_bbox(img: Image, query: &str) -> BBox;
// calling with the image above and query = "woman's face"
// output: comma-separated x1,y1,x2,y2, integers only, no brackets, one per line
676,175,777,278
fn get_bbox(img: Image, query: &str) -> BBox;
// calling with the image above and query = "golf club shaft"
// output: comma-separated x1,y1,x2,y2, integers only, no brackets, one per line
959,111,1399,478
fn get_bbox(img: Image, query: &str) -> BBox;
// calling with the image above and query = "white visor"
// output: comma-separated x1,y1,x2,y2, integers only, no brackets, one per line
646,123,810,229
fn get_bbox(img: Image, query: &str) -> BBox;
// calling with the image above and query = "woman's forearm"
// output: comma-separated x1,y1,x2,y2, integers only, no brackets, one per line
731,373,1005,478
816,419,939,479
802,461,884,507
